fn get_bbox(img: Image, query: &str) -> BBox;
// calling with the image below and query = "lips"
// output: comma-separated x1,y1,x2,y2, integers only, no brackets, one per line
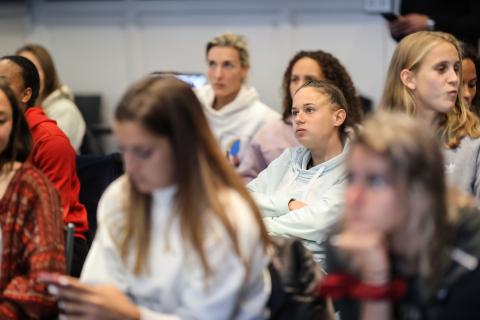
447,90,458,98
213,83,225,89
295,128,306,135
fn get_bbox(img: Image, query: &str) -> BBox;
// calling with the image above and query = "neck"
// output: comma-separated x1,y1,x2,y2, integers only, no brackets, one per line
415,104,442,128
309,133,343,166
212,88,241,110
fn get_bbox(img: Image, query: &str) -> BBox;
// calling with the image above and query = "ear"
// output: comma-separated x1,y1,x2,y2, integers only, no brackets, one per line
333,108,347,127
20,87,32,105
400,69,416,90
240,64,250,82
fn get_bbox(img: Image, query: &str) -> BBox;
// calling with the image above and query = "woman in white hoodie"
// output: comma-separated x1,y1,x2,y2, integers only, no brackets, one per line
248,80,357,266
196,32,279,168
17,44,86,152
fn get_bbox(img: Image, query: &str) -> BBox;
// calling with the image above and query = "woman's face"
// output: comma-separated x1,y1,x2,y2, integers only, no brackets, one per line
462,58,477,107
408,41,460,115
344,145,405,234
207,46,248,102
0,90,13,155
18,51,44,100
291,86,344,151
289,57,325,98
114,120,175,193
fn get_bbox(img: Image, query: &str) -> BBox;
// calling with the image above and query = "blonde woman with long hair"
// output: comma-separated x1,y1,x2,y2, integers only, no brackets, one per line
381,31,480,198
40,76,271,319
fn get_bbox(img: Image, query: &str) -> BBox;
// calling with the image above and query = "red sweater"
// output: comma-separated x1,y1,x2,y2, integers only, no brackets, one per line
25,107,88,238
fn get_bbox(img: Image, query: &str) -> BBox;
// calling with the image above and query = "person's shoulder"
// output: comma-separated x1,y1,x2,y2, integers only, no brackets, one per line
15,163,56,195
253,100,280,119
218,189,259,232
97,175,129,224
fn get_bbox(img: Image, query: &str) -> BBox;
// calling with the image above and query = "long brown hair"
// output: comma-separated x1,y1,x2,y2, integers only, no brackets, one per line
114,76,270,275
380,31,480,148
16,44,62,102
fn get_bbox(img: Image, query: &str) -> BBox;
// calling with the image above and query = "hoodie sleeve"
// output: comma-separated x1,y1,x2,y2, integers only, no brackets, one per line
247,149,293,217
262,181,345,243
237,136,268,183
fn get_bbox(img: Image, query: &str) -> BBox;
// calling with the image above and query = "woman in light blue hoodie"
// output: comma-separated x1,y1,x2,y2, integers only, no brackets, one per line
248,80,360,266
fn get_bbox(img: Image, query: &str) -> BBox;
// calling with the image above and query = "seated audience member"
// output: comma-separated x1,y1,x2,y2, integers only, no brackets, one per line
0,77,65,319
239,50,363,182
17,44,86,152
321,111,480,320
195,32,279,168
40,76,271,319
0,56,89,277
248,80,357,266
381,31,480,198
461,42,479,113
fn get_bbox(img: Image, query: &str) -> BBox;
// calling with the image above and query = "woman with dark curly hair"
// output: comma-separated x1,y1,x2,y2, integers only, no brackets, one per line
238,50,363,181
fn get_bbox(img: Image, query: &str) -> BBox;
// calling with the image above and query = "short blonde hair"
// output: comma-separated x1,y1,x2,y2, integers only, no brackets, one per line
380,31,480,148
206,32,250,67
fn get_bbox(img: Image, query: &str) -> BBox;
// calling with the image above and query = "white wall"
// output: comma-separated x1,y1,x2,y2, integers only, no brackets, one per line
0,0,398,151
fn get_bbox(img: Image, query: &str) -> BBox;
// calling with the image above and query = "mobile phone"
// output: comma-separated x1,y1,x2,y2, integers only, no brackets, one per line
382,13,398,22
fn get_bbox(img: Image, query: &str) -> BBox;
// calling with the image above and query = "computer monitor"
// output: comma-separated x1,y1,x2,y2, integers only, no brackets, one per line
152,71,207,88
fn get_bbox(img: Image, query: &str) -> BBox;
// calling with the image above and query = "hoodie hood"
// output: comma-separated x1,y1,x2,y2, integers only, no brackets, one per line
195,84,260,117
288,139,350,184
43,85,74,108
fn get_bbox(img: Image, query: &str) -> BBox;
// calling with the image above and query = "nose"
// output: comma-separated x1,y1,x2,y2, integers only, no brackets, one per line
448,67,459,86
122,152,137,176
346,183,364,208
294,110,305,124
214,66,224,79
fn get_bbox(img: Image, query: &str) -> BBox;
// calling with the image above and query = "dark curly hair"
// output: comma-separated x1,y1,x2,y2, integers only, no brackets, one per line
281,50,363,126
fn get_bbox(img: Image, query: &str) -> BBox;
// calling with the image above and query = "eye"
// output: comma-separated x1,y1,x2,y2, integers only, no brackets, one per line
291,109,299,116
134,147,154,159
468,80,477,89
208,61,216,68
223,61,234,69
454,63,461,74
290,76,299,84
436,63,447,73
346,171,355,184
304,106,316,114
366,174,388,188
305,76,318,82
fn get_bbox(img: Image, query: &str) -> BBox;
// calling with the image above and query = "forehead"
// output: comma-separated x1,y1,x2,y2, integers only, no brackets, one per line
348,145,389,171
462,59,477,74
421,41,459,65
293,86,330,104
207,46,241,61
292,57,324,75
114,120,163,143
0,60,23,87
